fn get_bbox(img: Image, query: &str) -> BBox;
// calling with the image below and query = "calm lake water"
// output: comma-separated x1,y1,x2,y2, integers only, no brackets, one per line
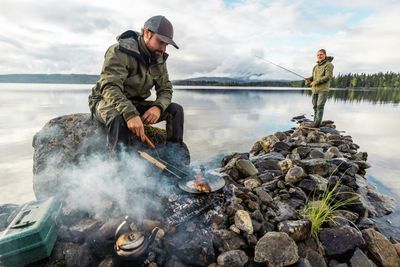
0,83,399,235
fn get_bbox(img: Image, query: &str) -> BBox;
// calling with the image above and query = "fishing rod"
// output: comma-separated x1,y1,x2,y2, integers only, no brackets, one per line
255,55,306,79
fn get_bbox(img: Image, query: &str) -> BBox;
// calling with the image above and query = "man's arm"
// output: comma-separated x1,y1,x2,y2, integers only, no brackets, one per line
152,64,173,112
99,45,140,123
99,46,145,141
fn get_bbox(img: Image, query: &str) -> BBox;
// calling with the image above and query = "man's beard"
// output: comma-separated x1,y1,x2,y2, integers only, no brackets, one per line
151,50,164,58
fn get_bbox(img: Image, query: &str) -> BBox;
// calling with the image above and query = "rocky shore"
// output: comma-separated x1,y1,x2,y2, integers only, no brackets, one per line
1,113,400,267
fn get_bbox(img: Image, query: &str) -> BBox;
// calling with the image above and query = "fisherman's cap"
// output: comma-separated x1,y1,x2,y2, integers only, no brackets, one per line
144,15,179,49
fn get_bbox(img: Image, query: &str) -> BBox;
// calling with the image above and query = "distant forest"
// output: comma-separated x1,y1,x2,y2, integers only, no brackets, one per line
0,72,399,89
173,79,296,87
329,72,400,88
176,72,400,89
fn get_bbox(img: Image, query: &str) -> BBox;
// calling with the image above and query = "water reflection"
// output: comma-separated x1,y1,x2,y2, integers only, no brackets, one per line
303,88,400,104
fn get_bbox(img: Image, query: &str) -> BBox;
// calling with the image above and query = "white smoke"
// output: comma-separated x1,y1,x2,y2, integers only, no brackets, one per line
37,145,176,221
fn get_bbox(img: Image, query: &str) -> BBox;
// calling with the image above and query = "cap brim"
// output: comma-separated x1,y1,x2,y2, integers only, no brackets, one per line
157,34,179,49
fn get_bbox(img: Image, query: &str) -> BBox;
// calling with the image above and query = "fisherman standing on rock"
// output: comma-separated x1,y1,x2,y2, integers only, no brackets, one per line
305,49,334,128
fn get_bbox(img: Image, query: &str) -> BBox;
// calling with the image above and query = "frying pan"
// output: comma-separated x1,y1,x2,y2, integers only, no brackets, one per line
138,151,225,193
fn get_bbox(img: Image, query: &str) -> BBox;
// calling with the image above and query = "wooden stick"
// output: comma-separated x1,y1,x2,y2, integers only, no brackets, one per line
144,135,156,148
139,151,166,170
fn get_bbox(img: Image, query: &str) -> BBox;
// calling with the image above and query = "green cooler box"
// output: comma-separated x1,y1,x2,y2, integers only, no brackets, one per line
0,197,61,267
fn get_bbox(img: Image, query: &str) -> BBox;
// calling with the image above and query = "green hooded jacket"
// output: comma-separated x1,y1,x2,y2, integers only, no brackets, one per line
89,30,173,125
308,56,334,94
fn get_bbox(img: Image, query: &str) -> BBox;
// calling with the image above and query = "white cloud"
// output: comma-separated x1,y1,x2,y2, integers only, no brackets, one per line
0,0,399,79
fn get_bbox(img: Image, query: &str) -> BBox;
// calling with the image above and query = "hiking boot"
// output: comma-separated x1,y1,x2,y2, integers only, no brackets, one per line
311,121,320,128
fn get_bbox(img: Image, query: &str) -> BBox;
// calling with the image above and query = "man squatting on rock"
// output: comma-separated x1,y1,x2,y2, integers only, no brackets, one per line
305,49,334,128
89,15,184,152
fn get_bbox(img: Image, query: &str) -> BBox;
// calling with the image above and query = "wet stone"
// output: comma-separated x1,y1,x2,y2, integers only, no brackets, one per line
253,158,281,172
319,126,339,135
221,153,249,168
354,160,371,169
213,229,248,251
272,141,291,152
274,131,288,141
277,180,286,189
278,159,295,175
229,224,241,234
350,247,376,267
234,210,253,234
246,200,260,211
254,232,299,265
259,135,280,153
297,178,316,194
258,172,275,183
285,166,307,184
165,229,215,266
217,250,248,267
306,250,327,267
292,147,311,159
251,151,285,162
300,159,330,176
243,178,261,190
277,220,311,242
357,217,376,230
251,219,262,233
253,187,273,205
309,149,325,159
354,151,368,161
251,209,265,222
262,179,279,191
362,228,400,267
294,258,313,267
236,159,259,177
275,201,297,222
318,226,365,261
328,259,348,267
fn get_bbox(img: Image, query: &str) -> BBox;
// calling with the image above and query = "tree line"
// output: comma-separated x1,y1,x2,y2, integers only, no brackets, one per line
175,72,400,89
327,72,400,89
289,72,400,89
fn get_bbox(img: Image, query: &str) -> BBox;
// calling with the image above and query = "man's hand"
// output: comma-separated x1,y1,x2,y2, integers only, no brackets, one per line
141,106,161,124
127,116,145,141
310,81,317,86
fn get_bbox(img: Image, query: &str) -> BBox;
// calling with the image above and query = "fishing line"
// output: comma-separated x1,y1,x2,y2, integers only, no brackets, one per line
255,55,306,79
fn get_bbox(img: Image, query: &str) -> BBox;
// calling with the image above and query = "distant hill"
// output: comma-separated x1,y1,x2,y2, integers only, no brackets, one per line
0,74,99,84
173,76,302,87
0,74,304,87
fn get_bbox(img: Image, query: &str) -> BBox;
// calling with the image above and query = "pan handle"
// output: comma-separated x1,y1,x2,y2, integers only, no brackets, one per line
139,151,166,170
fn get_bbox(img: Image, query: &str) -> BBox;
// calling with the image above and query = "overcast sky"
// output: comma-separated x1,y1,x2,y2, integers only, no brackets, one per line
1,0,400,80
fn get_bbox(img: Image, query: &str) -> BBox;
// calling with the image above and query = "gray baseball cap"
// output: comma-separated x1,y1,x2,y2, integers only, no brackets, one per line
144,15,179,49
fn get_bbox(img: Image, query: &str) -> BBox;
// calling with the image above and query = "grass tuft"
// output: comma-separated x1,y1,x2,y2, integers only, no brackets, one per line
303,180,359,237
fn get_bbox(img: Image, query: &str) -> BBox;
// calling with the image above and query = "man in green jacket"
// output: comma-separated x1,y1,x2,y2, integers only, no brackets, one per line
305,49,334,127
89,15,184,152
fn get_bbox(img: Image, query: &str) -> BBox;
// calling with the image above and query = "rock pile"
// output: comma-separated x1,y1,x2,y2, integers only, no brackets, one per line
212,119,399,266
1,115,400,267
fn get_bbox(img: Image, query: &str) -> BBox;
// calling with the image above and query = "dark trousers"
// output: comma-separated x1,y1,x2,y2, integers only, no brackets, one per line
106,102,184,151
312,92,328,127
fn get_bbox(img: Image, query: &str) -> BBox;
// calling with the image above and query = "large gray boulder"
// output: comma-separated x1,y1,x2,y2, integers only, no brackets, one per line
32,113,185,200
33,113,108,199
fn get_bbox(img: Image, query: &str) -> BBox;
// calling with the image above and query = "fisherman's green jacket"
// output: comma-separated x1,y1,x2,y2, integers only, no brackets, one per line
308,57,334,94
89,30,173,125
